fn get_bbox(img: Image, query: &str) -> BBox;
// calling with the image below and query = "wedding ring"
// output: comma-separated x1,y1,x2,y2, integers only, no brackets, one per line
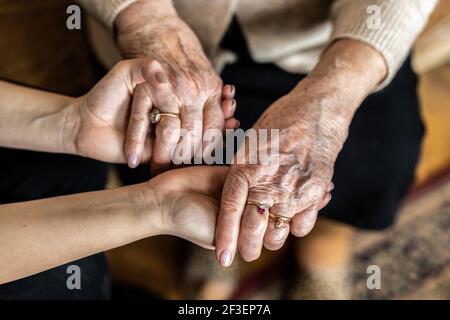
149,109,179,124
268,212,291,229
246,201,271,215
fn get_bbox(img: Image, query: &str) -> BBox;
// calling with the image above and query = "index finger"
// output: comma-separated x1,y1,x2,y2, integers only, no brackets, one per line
215,170,249,267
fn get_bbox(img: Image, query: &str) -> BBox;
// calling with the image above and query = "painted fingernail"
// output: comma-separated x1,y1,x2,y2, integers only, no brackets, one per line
127,153,139,168
219,250,231,267
155,72,168,84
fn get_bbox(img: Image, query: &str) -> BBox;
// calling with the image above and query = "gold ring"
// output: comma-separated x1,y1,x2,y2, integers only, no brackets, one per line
149,109,179,124
246,201,271,215
268,212,291,229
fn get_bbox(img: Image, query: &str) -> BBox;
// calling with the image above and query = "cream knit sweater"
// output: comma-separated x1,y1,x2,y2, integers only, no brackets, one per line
77,0,437,89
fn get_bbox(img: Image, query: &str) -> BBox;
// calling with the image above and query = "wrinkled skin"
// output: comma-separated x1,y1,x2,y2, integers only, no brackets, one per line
215,39,387,266
115,0,234,173
216,83,344,262
68,59,236,165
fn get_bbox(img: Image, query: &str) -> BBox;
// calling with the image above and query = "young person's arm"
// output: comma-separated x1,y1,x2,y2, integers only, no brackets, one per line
0,59,237,167
0,165,228,284
0,80,76,155
0,183,158,284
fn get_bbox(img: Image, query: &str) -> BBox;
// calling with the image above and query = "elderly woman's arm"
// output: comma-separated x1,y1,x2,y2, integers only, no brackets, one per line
78,0,235,173
215,0,437,267
215,38,386,265
0,165,228,284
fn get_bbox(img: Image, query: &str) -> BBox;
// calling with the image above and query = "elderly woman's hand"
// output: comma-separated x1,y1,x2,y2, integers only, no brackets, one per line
214,39,387,266
114,0,231,173
68,58,236,165
215,83,342,264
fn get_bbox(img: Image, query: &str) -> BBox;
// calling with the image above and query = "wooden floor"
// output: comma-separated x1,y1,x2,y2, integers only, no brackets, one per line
416,65,450,183
414,0,450,183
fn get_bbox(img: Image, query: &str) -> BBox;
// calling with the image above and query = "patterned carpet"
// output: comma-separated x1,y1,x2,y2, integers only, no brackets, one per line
351,176,450,299
236,174,450,300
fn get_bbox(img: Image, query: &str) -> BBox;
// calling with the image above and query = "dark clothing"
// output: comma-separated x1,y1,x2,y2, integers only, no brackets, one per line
0,0,111,299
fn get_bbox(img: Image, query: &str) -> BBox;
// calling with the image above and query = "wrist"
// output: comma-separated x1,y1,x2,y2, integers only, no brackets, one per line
115,0,178,37
126,182,169,237
59,97,82,156
299,39,387,111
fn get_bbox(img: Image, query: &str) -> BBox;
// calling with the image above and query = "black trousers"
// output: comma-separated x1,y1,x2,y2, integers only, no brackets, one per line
221,57,423,230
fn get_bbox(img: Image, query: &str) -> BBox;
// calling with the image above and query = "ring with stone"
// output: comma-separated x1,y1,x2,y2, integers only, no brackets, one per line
268,212,291,229
149,109,179,124
246,201,271,215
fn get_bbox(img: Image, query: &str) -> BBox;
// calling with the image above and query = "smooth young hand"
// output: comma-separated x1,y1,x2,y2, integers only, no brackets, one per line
140,165,229,249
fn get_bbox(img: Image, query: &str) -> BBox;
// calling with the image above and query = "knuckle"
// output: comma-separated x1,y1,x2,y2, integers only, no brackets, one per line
125,138,141,149
181,120,197,133
160,125,179,142
145,59,160,72
130,113,148,124
242,254,258,263
264,239,284,251
227,169,249,190
204,117,225,131
241,219,264,234
239,248,259,262
267,229,286,244
291,213,317,237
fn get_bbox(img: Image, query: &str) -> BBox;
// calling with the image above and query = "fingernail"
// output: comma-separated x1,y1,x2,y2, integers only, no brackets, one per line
155,72,168,84
231,99,236,109
127,153,139,168
230,85,235,96
219,250,231,267
236,120,240,128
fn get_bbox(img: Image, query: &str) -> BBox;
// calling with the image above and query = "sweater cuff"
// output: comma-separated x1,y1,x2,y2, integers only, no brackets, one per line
77,0,137,30
330,0,437,91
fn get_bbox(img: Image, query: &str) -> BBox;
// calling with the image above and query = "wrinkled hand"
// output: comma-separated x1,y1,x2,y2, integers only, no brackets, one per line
71,59,237,164
146,165,229,249
214,38,387,266
115,0,233,173
215,78,355,265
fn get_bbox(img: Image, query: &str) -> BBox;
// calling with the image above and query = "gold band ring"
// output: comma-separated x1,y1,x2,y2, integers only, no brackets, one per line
268,212,291,229
149,109,179,124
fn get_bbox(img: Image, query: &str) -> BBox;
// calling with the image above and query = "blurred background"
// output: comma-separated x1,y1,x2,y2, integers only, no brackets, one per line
0,0,448,299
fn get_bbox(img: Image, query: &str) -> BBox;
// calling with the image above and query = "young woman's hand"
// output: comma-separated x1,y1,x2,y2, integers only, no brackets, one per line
140,165,229,249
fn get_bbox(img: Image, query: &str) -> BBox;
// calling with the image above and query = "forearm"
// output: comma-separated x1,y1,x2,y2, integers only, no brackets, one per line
114,0,208,64
295,38,387,118
115,0,177,33
0,183,160,284
266,39,388,162
0,80,77,154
